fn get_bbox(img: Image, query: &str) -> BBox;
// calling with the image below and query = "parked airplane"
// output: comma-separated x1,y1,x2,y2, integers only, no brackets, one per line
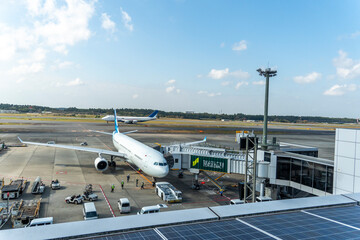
102,110,159,124
18,110,206,178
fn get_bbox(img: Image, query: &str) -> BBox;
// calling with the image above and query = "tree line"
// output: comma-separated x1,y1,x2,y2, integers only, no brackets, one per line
0,103,356,124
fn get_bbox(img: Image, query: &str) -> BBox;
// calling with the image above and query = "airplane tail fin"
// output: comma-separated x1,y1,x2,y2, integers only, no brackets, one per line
148,110,159,118
114,109,119,133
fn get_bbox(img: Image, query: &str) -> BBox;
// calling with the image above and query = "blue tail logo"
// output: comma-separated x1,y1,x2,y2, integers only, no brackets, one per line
114,109,119,133
148,110,158,118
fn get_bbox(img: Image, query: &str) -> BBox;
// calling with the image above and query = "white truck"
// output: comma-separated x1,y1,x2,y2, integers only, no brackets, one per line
155,182,182,203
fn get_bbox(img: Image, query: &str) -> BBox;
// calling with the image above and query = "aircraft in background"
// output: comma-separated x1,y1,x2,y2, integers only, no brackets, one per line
18,110,206,178
102,110,159,124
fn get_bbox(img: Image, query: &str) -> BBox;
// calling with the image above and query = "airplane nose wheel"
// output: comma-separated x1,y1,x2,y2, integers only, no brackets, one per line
152,177,157,187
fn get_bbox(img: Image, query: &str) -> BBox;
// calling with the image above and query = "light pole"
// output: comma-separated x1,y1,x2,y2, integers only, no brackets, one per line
257,68,277,150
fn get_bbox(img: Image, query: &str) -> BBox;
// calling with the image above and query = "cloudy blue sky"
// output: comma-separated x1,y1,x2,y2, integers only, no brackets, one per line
0,0,359,118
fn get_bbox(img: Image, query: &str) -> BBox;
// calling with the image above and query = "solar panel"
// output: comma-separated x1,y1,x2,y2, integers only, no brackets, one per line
307,205,360,228
158,220,273,239
86,229,162,240
242,210,360,239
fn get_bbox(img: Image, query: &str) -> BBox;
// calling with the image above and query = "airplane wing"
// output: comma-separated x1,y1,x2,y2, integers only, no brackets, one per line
89,130,138,135
182,137,207,146
17,137,127,159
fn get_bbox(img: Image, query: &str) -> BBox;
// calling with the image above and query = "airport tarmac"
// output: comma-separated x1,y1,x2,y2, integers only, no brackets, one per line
0,119,336,228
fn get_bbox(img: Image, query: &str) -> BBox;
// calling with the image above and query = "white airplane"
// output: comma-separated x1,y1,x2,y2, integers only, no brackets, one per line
18,110,206,178
102,110,159,124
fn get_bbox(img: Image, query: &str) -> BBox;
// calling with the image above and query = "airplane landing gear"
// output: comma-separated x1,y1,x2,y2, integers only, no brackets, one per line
109,156,116,168
152,177,157,187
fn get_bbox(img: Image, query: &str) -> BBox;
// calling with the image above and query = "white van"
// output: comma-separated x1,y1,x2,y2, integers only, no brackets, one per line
256,196,272,202
118,198,131,214
230,199,245,205
83,202,98,220
137,205,160,215
26,217,53,227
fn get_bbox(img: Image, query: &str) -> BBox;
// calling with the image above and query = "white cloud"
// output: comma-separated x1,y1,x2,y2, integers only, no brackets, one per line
176,89,180,93
221,81,230,86
208,68,229,79
197,90,221,97
166,86,175,93
166,79,176,85
0,24,36,61
232,40,247,51
323,84,356,96
53,45,68,55
101,13,116,33
57,78,84,87
333,50,360,80
132,94,139,99
32,48,47,62
208,92,221,97
235,81,249,89
253,80,265,85
293,72,322,84
208,68,250,80
24,0,95,54
66,78,84,87
120,7,133,32
220,42,225,48
9,62,44,75
58,61,73,69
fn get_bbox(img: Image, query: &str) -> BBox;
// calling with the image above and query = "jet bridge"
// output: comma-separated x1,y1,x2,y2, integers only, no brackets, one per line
161,140,331,198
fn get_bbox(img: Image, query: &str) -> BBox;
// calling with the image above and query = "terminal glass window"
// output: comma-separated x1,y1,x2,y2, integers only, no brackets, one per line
264,152,271,162
277,157,290,180
314,163,327,192
302,161,314,187
290,159,302,184
326,166,333,194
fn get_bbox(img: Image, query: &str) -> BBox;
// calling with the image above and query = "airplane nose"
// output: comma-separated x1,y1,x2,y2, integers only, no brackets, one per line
157,167,169,178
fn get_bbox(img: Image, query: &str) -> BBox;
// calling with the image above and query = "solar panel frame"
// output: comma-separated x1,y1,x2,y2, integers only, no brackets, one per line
241,209,360,239
158,219,273,240
307,205,360,228
84,229,162,240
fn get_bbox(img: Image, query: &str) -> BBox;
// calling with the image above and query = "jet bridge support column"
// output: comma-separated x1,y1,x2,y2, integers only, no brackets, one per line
243,136,257,203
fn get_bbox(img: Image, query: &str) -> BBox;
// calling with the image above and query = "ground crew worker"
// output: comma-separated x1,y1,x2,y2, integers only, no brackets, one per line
111,184,115,192
127,174,130,183
141,182,144,189
220,189,223,196
136,179,139,187
121,180,124,189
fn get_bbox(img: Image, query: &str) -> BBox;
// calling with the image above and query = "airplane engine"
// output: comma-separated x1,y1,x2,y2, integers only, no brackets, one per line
132,120,138,124
164,152,174,169
124,120,131,124
94,157,108,172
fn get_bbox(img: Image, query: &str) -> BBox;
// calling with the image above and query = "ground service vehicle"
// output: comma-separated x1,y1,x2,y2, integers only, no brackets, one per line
155,182,182,203
137,205,160,215
230,199,245,205
65,195,83,204
82,192,98,201
83,203,98,220
26,217,53,227
51,180,60,190
118,198,130,213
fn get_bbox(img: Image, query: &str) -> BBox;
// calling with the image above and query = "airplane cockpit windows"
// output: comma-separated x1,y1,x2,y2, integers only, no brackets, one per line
154,162,168,166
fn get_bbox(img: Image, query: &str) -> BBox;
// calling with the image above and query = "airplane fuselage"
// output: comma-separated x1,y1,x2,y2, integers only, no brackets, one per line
102,116,156,123
112,132,168,178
